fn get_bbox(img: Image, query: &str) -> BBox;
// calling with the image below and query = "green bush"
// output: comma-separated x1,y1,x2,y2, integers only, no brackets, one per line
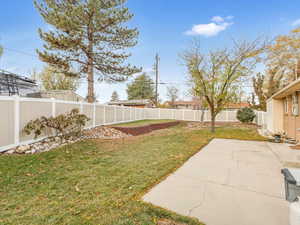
23,108,90,139
236,107,256,123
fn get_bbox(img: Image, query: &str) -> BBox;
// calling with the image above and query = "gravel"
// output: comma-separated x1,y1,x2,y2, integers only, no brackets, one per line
2,126,130,155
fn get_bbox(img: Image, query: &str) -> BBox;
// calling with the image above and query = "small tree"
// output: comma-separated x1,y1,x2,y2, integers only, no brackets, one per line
181,39,264,132
166,86,179,108
111,91,119,102
23,108,90,140
127,73,155,100
37,66,79,91
0,45,3,57
237,107,256,123
250,73,267,111
35,0,141,102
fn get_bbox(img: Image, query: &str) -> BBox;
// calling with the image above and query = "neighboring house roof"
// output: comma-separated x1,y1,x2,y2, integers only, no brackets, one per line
166,100,248,109
225,102,250,109
166,100,201,106
0,70,38,96
27,90,85,102
108,99,154,106
271,78,300,100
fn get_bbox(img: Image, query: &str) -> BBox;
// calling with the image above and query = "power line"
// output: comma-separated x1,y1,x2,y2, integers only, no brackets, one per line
1,47,257,90
3,47,38,58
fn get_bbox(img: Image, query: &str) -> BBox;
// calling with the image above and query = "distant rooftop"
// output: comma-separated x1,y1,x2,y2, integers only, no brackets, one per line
108,99,153,106
0,70,38,96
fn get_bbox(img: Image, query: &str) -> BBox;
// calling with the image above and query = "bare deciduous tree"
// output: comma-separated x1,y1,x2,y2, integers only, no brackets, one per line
166,86,179,108
36,66,79,91
181,39,265,132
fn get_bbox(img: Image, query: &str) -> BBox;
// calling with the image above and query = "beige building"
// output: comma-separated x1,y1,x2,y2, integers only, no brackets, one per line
267,79,300,141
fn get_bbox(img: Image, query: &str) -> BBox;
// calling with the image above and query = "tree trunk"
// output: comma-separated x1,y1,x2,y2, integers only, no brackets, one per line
87,60,94,103
87,28,94,103
211,112,216,133
201,107,205,123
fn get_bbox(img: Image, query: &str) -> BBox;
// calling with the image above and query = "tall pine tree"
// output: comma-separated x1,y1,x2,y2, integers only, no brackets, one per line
127,73,155,100
35,0,141,102
110,90,119,101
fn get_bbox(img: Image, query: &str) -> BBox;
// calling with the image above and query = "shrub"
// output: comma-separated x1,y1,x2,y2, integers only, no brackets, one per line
236,107,256,123
23,108,90,139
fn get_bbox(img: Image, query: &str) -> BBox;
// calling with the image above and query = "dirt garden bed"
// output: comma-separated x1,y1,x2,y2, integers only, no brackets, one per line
112,121,180,136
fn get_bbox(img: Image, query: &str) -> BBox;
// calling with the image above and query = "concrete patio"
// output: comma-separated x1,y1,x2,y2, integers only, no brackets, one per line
143,139,291,225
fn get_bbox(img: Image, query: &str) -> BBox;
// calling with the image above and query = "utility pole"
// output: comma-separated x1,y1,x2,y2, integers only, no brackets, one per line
154,53,160,107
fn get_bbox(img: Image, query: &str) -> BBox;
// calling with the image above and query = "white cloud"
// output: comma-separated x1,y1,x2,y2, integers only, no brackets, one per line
211,16,224,23
185,16,234,37
292,19,300,26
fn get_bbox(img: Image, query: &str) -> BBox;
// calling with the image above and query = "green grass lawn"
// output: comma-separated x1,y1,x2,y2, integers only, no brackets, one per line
0,124,265,225
113,119,175,127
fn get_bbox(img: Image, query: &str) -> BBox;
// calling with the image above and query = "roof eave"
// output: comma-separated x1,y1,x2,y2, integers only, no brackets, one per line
271,79,300,100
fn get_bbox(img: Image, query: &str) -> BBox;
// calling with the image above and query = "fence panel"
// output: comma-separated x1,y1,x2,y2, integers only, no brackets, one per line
174,110,183,120
116,106,123,123
159,109,171,119
204,110,211,121
183,110,194,121
228,110,238,121
216,111,226,121
56,102,80,115
103,105,114,124
82,104,94,128
0,96,268,152
95,105,105,126
123,107,131,121
0,98,15,150
20,99,54,142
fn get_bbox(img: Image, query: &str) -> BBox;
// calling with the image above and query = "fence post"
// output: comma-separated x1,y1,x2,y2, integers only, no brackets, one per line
93,103,96,127
114,105,117,123
173,109,175,120
122,106,125,122
226,110,229,122
79,101,83,114
129,108,132,121
158,108,161,119
51,98,56,117
183,109,185,121
194,110,196,121
14,95,20,146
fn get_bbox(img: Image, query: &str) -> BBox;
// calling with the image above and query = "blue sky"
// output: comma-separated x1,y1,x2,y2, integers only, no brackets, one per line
0,0,300,103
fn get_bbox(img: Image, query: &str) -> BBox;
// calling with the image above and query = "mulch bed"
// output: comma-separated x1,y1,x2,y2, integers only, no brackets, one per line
157,219,187,225
112,121,180,136
187,121,260,129
290,145,300,150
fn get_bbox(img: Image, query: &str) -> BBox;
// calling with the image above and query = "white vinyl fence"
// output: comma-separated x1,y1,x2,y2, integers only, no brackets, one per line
0,96,267,152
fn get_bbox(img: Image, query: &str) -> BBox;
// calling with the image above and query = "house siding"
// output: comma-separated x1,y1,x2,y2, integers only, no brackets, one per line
283,94,300,140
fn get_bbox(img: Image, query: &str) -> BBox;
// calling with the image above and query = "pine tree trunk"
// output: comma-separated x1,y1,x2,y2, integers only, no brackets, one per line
87,28,94,103
87,60,94,103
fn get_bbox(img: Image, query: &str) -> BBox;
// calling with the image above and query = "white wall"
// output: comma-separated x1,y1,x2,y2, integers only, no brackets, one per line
266,98,284,133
